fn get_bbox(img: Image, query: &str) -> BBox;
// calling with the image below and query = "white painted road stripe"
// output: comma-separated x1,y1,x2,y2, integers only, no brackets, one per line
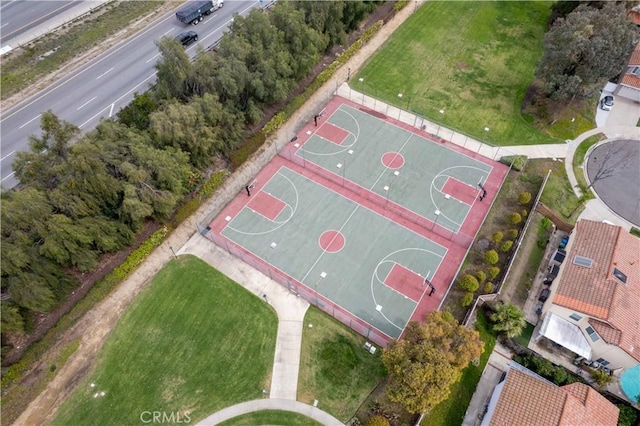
1,150,16,161
96,67,114,80
77,96,97,110
19,114,41,129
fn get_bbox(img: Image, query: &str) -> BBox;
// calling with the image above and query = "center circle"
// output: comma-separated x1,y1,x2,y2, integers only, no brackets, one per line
319,230,345,253
382,152,405,169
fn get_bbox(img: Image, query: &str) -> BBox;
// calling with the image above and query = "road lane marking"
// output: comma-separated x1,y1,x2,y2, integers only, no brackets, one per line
1,150,15,161
96,67,114,80
19,114,41,129
145,52,161,63
77,96,97,110
1,171,15,182
109,103,114,117
162,28,174,36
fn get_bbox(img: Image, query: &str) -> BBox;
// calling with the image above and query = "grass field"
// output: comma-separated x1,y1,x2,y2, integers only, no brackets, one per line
420,312,496,426
298,308,386,421
355,1,558,146
218,410,323,425
52,256,278,425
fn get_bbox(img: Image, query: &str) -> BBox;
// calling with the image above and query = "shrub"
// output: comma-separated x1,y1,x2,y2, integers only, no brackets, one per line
500,155,527,171
484,250,499,265
198,171,228,200
510,212,522,224
631,227,640,238
508,228,519,239
392,0,410,12
229,131,266,170
518,192,531,205
492,232,503,245
458,274,480,292
461,292,474,307
487,267,500,280
484,282,494,293
590,369,613,389
521,209,528,218
500,240,513,252
476,270,486,283
367,415,390,426
541,217,552,230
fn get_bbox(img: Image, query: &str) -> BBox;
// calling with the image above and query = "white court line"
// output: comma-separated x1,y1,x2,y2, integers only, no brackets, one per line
96,67,114,80
1,150,16,161
77,96,97,111
19,114,41,129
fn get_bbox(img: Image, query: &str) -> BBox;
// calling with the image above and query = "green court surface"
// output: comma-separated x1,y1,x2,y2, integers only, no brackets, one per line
221,167,447,339
295,104,493,233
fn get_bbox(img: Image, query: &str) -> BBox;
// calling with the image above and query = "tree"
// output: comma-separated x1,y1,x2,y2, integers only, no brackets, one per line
382,312,484,414
500,240,513,252
590,369,613,390
484,250,499,265
155,37,195,101
460,292,474,307
518,192,531,205
366,415,390,426
492,232,504,245
487,266,500,280
490,302,526,338
1,301,25,333
117,92,158,131
458,274,479,292
535,3,636,101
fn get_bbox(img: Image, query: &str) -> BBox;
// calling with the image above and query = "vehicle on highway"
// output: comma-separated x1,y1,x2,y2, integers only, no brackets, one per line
175,31,198,46
600,95,614,111
176,0,223,25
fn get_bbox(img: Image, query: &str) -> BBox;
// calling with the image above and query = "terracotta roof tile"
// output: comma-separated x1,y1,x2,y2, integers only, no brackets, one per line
630,42,640,64
490,370,566,426
588,318,621,345
621,74,640,89
553,220,640,362
490,369,619,426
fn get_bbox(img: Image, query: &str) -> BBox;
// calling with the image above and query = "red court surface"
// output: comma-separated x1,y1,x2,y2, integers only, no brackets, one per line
384,263,424,302
316,122,349,145
247,191,286,221
207,94,510,344
441,176,479,205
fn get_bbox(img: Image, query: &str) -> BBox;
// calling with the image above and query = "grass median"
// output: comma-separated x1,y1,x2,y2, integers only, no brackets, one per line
1,1,165,101
51,255,278,425
355,1,558,146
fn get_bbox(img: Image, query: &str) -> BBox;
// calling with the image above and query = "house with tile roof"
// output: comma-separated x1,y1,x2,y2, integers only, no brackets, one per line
536,220,640,375
482,364,619,426
614,41,640,102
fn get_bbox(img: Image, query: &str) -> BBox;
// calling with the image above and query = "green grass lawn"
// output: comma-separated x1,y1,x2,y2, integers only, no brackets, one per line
52,255,278,425
219,410,322,425
514,322,535,347
572,133,605,195
355,1,558,146
538,159,584,223
298,307,386,421
421,312,497,426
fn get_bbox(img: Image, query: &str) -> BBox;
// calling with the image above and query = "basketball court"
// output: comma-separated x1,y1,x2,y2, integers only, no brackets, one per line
206,95,509,344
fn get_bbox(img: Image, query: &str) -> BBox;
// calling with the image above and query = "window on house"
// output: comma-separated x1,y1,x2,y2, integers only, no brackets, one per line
595,358,610,366
585,326,600,342
613,268,627,284
569,313,582,322
631,66,640,76
573,256,593,268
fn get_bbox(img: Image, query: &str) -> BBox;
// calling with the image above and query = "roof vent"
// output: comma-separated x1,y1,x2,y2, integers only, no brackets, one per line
573,255,593,268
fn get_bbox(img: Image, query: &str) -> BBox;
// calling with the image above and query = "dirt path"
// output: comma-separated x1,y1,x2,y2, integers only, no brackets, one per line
12,3,423,425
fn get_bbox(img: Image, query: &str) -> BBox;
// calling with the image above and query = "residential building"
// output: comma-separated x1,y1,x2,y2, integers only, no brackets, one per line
614,41,640,102
537,220,639,376
482,364,619,426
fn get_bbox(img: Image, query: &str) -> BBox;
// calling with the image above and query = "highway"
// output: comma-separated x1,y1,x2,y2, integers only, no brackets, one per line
1,1,259,189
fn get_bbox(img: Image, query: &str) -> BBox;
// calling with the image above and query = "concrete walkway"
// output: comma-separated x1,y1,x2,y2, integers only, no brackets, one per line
196,399,343,425
179,234,310,402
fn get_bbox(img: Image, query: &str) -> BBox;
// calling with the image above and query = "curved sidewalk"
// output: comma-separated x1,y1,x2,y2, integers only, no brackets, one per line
196,399,343,425
563,125,640,229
